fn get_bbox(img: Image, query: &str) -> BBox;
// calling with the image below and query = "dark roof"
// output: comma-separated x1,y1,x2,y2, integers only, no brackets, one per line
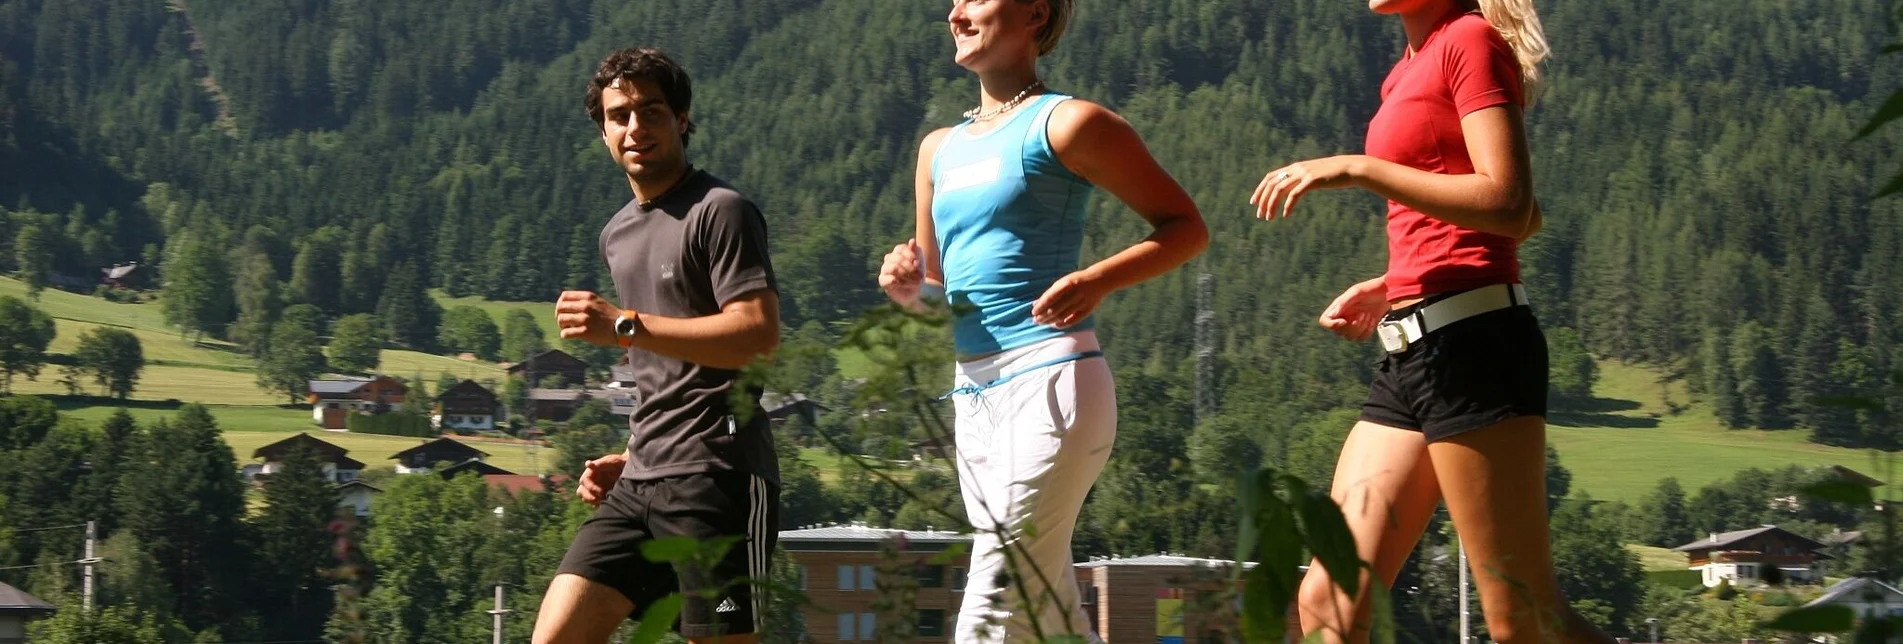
440,379,498,401
389,437,490,460
0,581,55,616
527,388,587,402
336,480,382,493
309,379,370,395
506,349,589,373
1826,465,1886,488
253,432,350,460
1673,525,1828,552
439,458,517,478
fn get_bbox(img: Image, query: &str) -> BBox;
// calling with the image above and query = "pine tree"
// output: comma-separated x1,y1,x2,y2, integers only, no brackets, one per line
160,227,236,341
1730,322,1792,429
250,445,339,639
1639,477,1694,547
1700,334,1747,428
115,405,252,633
231,251,283,358
376,260,442,350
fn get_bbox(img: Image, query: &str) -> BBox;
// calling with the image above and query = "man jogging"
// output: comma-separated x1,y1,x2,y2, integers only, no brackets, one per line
535,47,782,644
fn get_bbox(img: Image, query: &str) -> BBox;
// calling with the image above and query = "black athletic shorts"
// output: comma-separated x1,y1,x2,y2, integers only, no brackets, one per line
1358,288,1548,442
556,471,780,638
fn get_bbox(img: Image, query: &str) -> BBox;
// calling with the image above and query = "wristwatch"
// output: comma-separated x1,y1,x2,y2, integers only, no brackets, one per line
614,310,642,348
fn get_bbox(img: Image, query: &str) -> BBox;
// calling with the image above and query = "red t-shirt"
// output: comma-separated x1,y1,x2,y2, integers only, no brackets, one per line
1364,10,1525,300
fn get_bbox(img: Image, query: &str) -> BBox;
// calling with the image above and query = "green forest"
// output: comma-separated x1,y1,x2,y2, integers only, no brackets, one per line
1,0,1900,641
2,0,1900,448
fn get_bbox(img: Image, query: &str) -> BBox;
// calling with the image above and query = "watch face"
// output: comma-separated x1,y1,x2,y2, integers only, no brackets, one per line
616,316,636,336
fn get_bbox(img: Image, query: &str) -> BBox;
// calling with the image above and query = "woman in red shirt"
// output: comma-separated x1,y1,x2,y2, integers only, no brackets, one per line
1251,0,1614,642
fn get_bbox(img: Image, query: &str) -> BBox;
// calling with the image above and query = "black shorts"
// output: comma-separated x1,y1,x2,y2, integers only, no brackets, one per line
1358,289,1548,442
556,471,779,638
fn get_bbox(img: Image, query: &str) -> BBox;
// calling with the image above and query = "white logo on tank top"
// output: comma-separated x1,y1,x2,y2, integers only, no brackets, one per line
660,262,675,280
939,156,1003,193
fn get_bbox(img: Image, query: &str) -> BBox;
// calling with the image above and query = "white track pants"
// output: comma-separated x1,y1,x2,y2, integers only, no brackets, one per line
950,331,1117,644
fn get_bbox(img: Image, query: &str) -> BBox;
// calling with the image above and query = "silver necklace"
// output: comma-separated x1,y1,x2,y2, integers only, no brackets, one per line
964,81,1045,122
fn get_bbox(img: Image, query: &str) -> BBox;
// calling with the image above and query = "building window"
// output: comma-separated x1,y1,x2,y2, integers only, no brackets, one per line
952,567,967,591
837,612,855,641
327,402,340,409
859,613,876,640
797,565,807,590
917,609,946,637
859,565,876,591
917,565,945,588
838,565,855,591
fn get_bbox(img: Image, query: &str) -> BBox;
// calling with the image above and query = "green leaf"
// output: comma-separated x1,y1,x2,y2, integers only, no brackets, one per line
1760,604,1856,632
1368,577,1396,644
929,541,971,565
1884,43,1903,54
1235,469,1265,570
1801,479,1875,506
640,537,702,564
629,593,685,644
1240,562,1285,643
698,535,745,566
1241,471,1302,643
1291,474,1362,601
1856,88,1903,140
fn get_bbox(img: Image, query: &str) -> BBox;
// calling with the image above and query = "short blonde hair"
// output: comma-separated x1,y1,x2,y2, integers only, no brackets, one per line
1468,0,1551,105
1022,0,1072,56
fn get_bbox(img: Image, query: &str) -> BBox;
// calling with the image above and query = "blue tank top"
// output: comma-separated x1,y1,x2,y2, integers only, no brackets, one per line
932,93,1095,357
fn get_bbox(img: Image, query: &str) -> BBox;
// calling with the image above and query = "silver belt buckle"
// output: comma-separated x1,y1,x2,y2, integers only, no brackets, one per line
1377,320,1408,354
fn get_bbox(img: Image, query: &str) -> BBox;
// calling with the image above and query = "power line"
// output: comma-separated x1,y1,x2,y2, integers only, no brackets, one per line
0,560,82,572
10,522,87,534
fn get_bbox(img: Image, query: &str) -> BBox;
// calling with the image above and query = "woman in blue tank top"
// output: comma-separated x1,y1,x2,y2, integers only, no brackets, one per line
877,1,1207,641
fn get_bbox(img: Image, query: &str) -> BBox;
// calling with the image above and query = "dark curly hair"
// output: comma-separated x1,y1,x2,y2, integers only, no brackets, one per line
584,47,695,146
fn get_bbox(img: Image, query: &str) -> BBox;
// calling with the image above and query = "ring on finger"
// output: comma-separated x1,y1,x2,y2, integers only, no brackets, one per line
1275,171,1291,181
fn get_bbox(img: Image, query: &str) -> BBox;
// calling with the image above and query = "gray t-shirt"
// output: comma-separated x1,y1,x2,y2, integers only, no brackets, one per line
599,168,779,484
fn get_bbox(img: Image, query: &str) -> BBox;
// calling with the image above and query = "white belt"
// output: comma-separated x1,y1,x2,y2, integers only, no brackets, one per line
1377,283,1529,354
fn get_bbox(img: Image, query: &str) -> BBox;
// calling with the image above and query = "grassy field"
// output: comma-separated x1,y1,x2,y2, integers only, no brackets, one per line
367,348,505,381
1627,544,1689,572
13,363,287,405
222,430,553,475
1546,361,1888,503
59,403,320,433
431,289,563,345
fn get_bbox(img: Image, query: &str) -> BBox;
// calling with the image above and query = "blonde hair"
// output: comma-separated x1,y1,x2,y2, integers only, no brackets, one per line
1021,0,1073,57
1467,0,1550,105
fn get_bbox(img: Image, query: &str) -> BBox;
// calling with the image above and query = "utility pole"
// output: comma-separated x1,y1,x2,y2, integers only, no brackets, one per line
488,581,511,644
81,520,99,611
1458,538,1471,644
